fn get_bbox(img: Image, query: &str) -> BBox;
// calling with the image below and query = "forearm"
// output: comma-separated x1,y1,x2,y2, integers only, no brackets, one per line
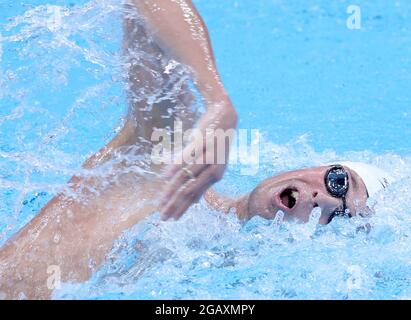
132,0,230,106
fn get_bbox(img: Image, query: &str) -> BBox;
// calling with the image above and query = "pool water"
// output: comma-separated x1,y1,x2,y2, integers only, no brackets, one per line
1,0,411,299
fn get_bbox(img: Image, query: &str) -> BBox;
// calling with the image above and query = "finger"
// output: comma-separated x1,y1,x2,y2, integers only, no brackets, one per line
161,168,214,220
169,195,201,222
163,139,204,178
173,177,213,221
160,162,208,208
160,162,206,212
164,163,181,179
172,166,220,220
160,145,226,213
161,193,196,222
179,137,207,168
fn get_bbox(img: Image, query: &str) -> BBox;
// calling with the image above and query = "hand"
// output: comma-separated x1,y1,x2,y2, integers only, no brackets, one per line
159,103,238,220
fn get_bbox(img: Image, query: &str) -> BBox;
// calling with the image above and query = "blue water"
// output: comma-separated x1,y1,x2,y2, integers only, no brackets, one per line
1,0,411,299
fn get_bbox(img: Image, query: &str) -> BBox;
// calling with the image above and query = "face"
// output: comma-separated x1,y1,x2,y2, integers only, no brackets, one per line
246,165,369,224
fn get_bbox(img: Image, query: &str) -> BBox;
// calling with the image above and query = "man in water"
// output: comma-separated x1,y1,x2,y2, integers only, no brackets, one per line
0,0,393,299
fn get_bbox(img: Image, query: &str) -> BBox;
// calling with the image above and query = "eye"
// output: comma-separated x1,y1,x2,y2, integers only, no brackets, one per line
325,166,349,198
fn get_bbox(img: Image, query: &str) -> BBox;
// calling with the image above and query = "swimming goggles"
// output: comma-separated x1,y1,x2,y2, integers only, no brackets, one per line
325,165,352,223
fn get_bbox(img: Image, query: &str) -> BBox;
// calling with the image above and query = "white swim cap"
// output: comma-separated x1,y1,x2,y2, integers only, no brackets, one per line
337,161,394,198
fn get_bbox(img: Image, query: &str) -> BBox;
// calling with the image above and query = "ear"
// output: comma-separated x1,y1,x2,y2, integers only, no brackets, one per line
204,188,250,220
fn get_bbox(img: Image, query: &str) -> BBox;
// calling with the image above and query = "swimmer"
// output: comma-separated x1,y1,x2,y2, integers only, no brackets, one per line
0,0,393,299
205,162,393,225
0,0,236,300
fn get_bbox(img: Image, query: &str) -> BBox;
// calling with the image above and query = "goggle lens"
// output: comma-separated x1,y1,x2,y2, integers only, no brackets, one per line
325,165,351,223
325,166,349,198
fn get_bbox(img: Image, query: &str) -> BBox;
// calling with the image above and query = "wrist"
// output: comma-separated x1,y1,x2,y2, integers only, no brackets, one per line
205,98,238,128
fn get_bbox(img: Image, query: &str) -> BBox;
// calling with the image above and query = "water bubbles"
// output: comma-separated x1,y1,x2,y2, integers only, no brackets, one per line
0,31,3,63
346,265,364,291
287,207,321,241
45,6,64,33
53,233,61,244
273,210,284,230
164,60,179,75
310,206,322,222
2,0,411,300
18,292,26,300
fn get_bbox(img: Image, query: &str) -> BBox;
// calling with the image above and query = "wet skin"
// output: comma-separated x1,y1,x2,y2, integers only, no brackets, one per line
204,165,370,225
245,165,369,224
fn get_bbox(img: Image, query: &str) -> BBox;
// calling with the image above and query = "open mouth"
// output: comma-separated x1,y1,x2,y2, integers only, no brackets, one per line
279,188,299,209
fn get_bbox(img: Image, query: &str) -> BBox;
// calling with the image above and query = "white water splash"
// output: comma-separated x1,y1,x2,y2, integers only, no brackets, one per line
1,0,411,300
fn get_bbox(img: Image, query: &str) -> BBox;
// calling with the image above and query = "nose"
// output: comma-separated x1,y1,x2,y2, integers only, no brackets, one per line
311,189,341,214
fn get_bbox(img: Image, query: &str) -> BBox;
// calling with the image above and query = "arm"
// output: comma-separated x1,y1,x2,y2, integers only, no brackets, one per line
133,0,238,220
0,1,237,299
0,158,162,300
133,0,229,105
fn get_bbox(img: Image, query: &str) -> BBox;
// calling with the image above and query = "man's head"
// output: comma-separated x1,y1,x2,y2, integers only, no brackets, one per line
205,162,393,224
